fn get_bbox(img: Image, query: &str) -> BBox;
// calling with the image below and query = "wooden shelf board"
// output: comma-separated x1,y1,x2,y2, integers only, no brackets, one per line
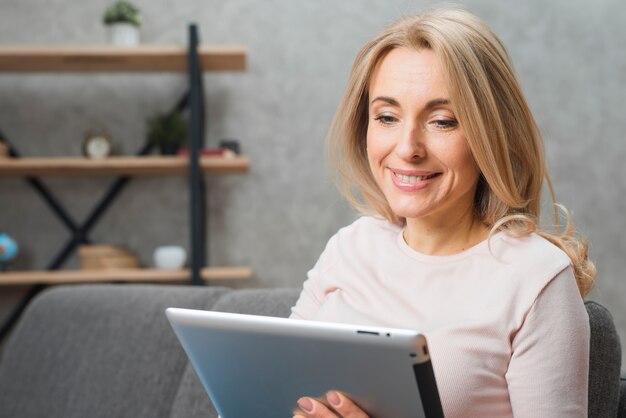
0,45,246,72
0,155,249,176
0,267,253,285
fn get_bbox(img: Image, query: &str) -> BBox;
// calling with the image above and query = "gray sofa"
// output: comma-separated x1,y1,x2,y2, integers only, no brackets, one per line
0,284,623,417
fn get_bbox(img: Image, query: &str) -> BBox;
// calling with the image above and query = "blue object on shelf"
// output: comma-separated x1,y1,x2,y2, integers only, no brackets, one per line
0,233,19,262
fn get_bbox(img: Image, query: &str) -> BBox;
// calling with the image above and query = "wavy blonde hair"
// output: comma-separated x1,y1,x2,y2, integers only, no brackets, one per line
326,8,595,296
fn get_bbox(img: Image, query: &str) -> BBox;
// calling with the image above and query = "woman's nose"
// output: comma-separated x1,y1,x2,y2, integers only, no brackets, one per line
394,123,426,160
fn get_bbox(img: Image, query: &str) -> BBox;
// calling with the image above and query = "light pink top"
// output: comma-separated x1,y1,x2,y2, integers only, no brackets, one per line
290,216,589,418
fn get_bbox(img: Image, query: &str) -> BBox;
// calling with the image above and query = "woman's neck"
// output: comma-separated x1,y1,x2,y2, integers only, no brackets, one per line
403,208,490,256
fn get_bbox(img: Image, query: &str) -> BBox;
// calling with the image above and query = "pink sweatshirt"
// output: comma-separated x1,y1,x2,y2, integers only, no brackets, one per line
290,216,589,417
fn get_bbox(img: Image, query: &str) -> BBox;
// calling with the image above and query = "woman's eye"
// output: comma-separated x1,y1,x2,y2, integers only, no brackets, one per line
430,118,458,130
374,115,397,125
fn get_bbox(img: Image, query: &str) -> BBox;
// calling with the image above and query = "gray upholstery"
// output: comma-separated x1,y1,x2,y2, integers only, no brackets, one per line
211,288,300,316
0,284,622,418
0,284,230,418
586,301,622,418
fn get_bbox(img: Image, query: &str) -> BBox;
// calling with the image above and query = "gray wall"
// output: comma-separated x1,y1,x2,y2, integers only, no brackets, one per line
1,0,625,359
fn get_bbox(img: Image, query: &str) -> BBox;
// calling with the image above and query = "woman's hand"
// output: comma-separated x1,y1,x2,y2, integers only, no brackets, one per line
293,391,370,418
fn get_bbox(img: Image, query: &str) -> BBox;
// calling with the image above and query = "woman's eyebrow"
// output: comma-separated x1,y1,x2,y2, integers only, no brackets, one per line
369,96,450,109
370,96,400,107
424,98,450,108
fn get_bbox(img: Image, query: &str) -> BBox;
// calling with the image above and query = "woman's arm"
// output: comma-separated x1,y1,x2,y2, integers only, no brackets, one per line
289,266,326,320
506,266,590,417
290,234,341,320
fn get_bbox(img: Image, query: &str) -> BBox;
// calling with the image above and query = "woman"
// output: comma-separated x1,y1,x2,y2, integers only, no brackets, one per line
290,7,595,418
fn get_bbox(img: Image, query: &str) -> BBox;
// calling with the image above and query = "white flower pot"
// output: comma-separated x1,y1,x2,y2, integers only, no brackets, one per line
153,246,187,270
108,23,140,46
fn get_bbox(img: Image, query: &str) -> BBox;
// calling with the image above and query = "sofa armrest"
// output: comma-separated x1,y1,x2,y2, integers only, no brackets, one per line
617,370,626,418
586,301,622,418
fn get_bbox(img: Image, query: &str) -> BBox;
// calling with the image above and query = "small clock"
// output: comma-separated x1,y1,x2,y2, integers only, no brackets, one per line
83,133,112,159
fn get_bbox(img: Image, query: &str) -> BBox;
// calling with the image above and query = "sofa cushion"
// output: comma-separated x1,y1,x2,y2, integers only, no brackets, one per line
0,284,230,418
210,288,300,316
169,363,219,418
168,288,300,418
586,301,622,418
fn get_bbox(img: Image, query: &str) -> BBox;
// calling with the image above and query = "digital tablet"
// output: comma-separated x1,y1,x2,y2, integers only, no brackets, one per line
166,308,443,418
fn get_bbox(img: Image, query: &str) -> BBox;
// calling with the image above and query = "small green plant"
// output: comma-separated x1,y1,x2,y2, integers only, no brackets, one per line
103,0,141,27
147,111,188,155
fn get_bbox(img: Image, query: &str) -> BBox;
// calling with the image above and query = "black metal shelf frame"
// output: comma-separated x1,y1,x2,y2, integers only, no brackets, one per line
0,24,209,340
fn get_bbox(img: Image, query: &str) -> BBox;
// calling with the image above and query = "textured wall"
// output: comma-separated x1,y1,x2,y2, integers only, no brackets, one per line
1,0,625,358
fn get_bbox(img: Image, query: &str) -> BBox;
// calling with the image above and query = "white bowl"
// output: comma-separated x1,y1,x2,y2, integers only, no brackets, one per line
153,246,187,270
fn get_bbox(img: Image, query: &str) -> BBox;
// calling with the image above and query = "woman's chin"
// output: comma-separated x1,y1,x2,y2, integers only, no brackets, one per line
388,205,430,221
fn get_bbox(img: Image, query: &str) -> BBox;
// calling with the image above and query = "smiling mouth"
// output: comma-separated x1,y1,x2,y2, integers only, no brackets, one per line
394,172,440,183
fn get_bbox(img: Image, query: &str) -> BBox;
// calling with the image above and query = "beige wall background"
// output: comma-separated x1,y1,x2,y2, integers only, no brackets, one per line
1,0,625,359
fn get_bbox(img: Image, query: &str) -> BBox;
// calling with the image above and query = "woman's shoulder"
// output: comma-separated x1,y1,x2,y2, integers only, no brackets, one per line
494,231,571,268
487,231,574,298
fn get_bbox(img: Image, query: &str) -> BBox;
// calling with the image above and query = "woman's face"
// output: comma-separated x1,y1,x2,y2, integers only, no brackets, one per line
366,47,480,224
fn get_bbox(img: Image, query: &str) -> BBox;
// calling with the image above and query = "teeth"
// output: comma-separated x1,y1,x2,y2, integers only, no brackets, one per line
395,173,434,183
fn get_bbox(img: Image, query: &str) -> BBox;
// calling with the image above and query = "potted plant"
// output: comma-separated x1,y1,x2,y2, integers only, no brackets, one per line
147,111,188,155
103,0,141,46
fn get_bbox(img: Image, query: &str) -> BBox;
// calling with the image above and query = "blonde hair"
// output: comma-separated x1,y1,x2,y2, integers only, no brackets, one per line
326,8,596,296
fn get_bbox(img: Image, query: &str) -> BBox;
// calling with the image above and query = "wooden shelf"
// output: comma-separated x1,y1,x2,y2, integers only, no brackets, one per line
0,45,246,72
0,267,253,285
0,155,249,176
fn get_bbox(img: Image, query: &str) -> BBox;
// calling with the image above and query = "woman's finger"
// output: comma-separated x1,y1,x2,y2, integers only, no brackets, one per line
297,396,338,418
325,391,370,418
295,392,370,418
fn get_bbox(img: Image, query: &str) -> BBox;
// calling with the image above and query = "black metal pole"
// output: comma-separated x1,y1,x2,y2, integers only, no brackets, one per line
81,141,153,233
172,90,190,114
188,24,206,286
47,141,154,269
24,177,84,235
0,132,82,235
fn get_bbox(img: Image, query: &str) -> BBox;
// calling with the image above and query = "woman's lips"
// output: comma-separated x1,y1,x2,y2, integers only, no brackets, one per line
390,169,441,191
